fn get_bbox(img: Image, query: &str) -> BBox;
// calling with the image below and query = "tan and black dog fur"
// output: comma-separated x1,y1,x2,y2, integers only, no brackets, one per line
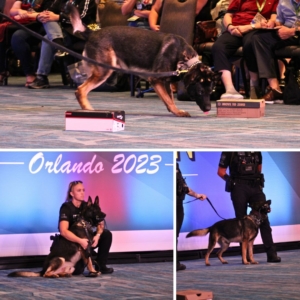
8,197,104,278
66,4,220,117
186,200,272,266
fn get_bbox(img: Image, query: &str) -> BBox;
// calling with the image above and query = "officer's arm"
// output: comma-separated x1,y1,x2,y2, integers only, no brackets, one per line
218,166,229,180
59,220,89,249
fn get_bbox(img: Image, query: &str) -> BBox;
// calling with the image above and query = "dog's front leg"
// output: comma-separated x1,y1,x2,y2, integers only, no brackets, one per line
75,67,113,110
247,240,258,264
150,80,191,117
241,240,250,265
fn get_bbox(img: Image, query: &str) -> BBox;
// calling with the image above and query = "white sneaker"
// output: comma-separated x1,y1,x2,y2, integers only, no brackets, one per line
220,92,244,99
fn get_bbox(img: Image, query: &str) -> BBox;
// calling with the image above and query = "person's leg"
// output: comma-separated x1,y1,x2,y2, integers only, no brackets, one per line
243,31,264,99
11,29,37,84
96,229,114,274
212,32,244,99
176,204,185,270
42,21,67,56
230,184,249,218
28,36,56,89
248,31,283,102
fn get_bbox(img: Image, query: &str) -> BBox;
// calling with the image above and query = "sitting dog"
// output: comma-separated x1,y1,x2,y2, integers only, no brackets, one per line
8,196,105,278
186,200,272,266
66,4,220,117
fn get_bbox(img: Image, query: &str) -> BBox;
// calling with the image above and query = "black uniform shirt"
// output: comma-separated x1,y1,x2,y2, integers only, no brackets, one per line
219,152,262,179
59,201,87,229
176,163,190,205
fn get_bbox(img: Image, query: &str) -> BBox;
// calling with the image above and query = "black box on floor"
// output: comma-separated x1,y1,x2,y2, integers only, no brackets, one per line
177,289,213,300
65,110,125,132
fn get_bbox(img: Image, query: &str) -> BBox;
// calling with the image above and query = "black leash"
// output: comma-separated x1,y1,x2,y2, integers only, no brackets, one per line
0,12,180,78
184,197,226,220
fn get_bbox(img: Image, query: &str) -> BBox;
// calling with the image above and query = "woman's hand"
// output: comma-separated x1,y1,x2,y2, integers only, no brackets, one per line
229,25,243,37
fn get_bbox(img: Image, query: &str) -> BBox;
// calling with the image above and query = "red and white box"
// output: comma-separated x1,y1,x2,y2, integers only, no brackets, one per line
65,110,125,132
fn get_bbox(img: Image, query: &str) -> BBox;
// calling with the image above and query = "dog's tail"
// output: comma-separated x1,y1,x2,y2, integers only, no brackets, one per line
186,228,209,238
65,3,89,39
7,271,43,277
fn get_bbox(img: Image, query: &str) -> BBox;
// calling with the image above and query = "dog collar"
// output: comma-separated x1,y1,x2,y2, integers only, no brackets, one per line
186,56,201,69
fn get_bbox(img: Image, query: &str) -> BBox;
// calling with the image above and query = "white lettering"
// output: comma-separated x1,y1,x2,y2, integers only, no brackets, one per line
28,153,105,174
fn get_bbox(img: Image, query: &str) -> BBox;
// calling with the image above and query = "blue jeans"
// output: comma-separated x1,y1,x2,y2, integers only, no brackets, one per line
43,21,64,41
37,22,64,76
11,29,40,76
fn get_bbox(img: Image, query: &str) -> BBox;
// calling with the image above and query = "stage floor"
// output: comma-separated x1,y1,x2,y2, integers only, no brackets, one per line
1,75,300,148
177,249,300,300
0,261,173,299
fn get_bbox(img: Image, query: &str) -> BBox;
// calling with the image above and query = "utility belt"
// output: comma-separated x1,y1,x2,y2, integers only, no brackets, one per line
225,174,264,192
233,177,261,187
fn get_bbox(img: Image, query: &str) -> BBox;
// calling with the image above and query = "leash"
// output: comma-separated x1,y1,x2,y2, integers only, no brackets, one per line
184,197,226,220
0,12,185,78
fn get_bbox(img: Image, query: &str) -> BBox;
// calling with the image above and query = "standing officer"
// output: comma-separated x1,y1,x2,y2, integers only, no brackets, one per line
217,152,281,263
176,162,207,271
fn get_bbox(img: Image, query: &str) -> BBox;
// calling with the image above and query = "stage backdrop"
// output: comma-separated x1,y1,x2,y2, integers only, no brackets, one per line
177,151,300,251
0,151,173,257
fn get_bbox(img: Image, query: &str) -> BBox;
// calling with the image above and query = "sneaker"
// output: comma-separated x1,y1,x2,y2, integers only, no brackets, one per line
177,263,186,271
28,75,49,89
55,50,68,58
220,92,244,99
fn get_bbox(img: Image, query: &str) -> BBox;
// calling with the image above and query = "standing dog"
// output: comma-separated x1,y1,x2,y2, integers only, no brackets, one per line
186,200,272,266
8,196,105,278
66,4,220,117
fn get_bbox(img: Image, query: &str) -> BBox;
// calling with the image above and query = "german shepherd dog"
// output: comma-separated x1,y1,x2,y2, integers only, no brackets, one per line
186,200,272,266
66,4,220,117
8,196,104,278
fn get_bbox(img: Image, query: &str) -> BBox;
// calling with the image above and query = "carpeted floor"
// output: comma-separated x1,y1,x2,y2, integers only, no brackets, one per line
1,75,300,148
0,262,173,299
177,249,300,300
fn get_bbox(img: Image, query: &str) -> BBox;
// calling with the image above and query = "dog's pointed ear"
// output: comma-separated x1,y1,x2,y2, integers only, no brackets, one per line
267,199,271,205
87,196,92,206
94,196,99,206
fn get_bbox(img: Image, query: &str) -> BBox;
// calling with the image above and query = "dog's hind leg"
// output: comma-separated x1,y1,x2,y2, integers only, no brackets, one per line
75,66,114,110
205,234,219,266
150,80,191,117
43,257,65,278
216,238,230,264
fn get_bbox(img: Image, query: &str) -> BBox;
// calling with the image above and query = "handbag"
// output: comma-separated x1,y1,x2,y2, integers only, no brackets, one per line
193,20,218,45
283,58,300,105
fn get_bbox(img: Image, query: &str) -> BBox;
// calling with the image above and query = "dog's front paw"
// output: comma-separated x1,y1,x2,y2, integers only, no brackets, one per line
177,110,191,117
250,261,259,264
242,261,251,265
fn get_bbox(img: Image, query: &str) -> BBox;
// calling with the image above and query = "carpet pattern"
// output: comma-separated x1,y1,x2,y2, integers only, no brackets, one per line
177,250,300,300
0,262,173,299
1,75,300,148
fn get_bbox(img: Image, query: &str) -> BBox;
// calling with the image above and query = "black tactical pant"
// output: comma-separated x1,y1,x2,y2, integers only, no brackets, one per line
176,204,184,263
230,183,276,256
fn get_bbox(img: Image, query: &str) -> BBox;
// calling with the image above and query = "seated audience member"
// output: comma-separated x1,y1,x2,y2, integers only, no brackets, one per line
122,0,153,29
211,0,278,99
243,0,300,102
149,0,211,31
9,0,52,86
28,0,96,89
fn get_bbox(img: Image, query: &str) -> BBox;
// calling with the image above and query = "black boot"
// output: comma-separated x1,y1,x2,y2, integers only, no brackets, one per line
267,252,281,263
